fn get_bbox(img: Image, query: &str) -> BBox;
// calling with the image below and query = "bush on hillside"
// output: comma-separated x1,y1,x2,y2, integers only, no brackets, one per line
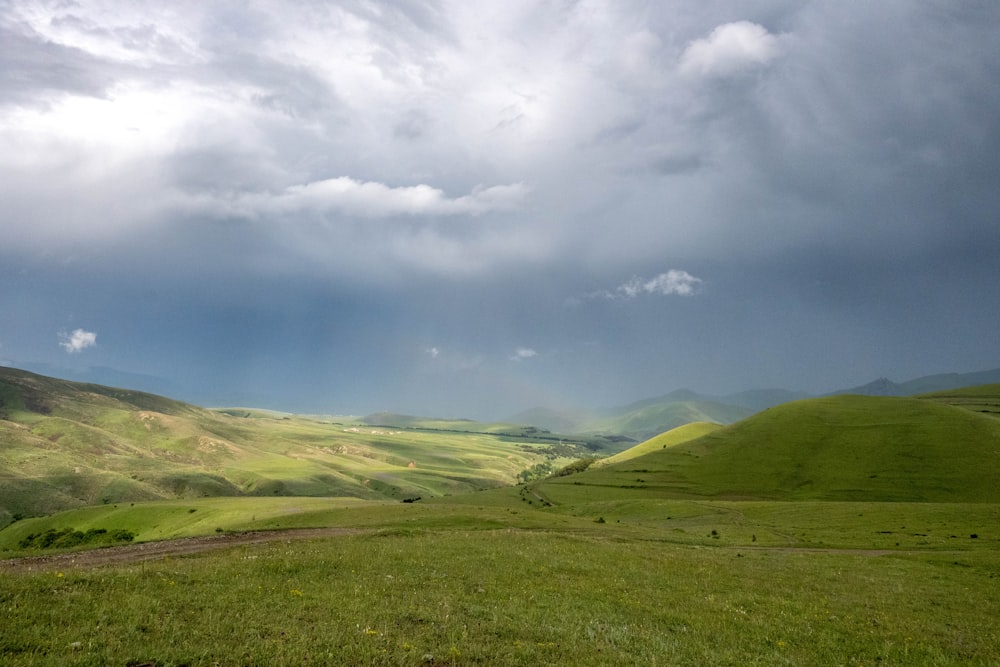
552,457,599,477
517,461,553,483
18,527,136,551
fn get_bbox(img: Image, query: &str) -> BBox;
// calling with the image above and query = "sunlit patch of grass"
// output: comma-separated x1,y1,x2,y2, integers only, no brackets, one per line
0,368,585,524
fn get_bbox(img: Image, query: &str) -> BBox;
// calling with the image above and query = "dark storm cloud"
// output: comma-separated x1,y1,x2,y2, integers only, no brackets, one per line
1,1,998,417
0,21,115,105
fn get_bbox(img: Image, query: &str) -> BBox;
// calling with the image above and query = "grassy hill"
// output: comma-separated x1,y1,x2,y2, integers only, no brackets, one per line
0,368,585,527
537,393,1000,503
918,382,1000,419
594,421,722,467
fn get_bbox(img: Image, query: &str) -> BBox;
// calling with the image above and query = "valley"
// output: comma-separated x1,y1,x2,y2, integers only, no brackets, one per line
1,368,999,665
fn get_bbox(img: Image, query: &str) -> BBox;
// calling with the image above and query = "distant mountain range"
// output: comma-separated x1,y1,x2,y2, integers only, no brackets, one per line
828,369,1000,397
7,361,1000,443
509,368,1000,442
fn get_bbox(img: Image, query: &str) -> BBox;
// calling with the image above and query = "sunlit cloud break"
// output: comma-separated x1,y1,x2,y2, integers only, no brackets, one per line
59,328,97,353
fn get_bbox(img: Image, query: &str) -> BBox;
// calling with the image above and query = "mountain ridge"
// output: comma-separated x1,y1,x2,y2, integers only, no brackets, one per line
510,368,1000,439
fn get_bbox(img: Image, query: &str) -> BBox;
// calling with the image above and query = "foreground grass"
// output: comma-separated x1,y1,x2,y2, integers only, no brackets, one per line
3,491,999,665
4,528,999,666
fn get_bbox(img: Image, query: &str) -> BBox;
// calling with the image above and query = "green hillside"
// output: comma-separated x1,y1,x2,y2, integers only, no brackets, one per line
0,368,584,526
539,394,1000,503
918,383,1000,419
594,421,722,467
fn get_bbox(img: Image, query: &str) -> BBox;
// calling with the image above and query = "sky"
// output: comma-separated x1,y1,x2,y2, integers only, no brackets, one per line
1,1,999,419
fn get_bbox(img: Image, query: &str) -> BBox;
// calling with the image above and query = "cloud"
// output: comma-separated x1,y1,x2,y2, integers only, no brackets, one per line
622,271,703,297
59,328,97,353
178,177,529,220
2,2,999,418
0,22,118,107
584,270,704,301
510,347,538,361
679,21,782,77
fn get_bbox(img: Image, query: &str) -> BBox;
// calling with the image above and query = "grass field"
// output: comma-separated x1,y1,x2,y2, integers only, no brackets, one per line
2,495,999,666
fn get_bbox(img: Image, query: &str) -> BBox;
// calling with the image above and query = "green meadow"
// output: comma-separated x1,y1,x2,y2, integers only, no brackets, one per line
2,373,1000,664
2,497,999,666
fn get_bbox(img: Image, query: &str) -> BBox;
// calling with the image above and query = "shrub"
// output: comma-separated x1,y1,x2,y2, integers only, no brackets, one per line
552,457,598,477
18,527,135,551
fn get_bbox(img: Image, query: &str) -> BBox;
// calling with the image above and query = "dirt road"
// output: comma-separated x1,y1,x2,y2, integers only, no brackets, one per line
0,527,364,573
2,526,951,574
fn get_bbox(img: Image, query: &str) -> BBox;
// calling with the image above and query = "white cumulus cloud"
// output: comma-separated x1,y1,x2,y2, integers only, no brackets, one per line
583,270,704,302
510,347,538,361
679,21,782,77
59,328,97,353
620,270,703,297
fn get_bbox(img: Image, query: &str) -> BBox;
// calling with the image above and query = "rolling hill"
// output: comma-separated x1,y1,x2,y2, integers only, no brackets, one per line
916,383,1000,419
0,367,585,527
537,391,1000,503
593,421,723,467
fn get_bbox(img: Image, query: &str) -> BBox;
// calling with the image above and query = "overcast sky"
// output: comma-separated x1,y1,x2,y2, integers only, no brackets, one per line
2,1,998,418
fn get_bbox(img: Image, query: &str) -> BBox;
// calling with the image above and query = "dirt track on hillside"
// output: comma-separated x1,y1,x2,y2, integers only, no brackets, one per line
0,527,365,573
2,527,956,574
